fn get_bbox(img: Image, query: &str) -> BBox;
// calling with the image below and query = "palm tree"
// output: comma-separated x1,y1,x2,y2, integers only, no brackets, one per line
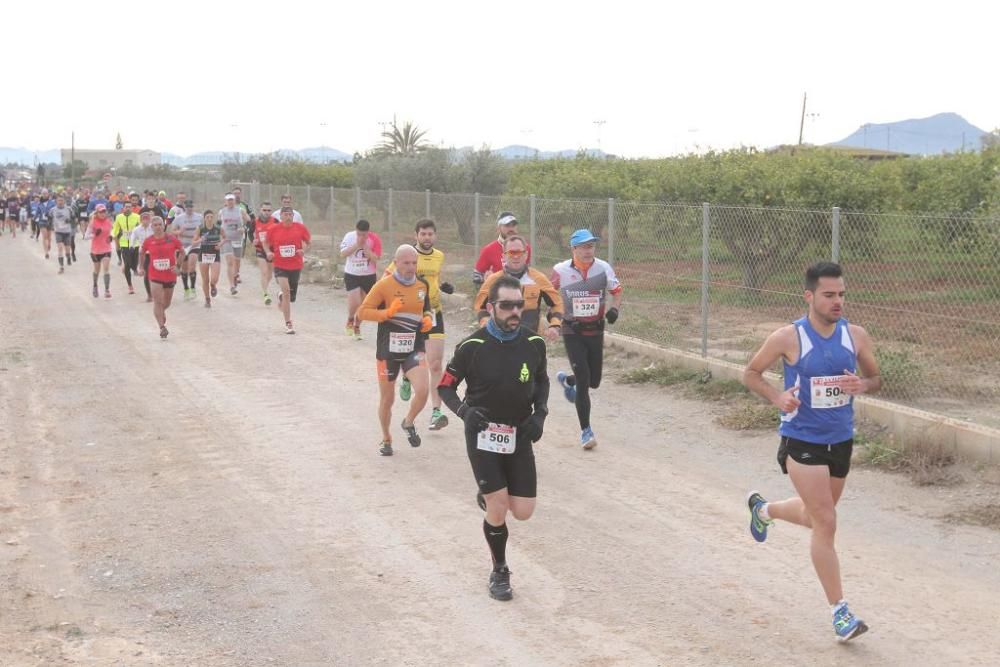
374,121,429,157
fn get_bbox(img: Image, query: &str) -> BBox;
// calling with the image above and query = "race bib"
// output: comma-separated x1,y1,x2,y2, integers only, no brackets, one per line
572,296,600,318
258,231,267,243
200,253,216,264
810,375,850,409
477,423,516,454
389,331,416,354
231,238,243,247
279,244,296,258
347,256,369,273
152,259,170,271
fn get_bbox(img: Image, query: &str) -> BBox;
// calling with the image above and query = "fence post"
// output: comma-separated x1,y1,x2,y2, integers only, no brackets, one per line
355,186,361,222
607,198,616,266
328,186,337,268
529,195,537,252
474,192,480,251
831,206,841,263
388,188,394,241
701,202,710,358
425,189,431,219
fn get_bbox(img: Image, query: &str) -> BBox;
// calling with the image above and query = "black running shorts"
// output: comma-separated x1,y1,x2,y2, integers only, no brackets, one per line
274,268,301,302
90,252,112,263
427,310,445,340
778,436,854,479
344,273,376,293
464,418,537,497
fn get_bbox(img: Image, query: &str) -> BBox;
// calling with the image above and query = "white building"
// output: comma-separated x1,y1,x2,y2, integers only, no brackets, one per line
60,149,161,170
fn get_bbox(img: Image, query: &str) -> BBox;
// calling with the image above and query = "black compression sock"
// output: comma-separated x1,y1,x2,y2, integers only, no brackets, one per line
92,273,98,287
181,273,189,289
189,272,197,289
103,273,111,290
58,257,64,267
483,520,508,568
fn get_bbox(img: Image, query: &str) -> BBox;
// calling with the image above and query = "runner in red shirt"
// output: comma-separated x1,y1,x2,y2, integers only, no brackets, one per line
251,202,278,305
473,212,532,287
86,204,115,298
140,217,185,339
262,206,311,334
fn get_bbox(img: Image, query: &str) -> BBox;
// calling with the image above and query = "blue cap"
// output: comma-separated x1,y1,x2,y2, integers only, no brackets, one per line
569,229,600,247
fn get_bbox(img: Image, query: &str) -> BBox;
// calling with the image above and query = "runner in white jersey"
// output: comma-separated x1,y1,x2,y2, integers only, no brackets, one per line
50,195,76,274
171,200,203,299
130,211,155,301
219,193,250,295
167,190,187,225
270,193,303,223
340,219,383,339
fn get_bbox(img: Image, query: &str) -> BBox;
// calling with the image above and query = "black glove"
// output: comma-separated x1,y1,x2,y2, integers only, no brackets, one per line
518,412,546,443
457,403,490,431
605,307,619,325
439,282,454,295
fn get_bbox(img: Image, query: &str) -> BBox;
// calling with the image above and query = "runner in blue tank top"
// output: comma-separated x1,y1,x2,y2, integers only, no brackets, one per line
741,262,882,643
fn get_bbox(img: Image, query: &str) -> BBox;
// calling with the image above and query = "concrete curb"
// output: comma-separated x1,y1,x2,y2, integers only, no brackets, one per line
606,332,999,464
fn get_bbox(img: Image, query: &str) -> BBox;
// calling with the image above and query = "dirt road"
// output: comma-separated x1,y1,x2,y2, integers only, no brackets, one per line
1,236,998,666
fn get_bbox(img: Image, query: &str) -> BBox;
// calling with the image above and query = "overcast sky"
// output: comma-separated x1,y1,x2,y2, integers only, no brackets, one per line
4,0,996,158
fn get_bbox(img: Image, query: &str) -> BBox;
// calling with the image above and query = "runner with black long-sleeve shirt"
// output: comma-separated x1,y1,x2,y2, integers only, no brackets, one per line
438,275,550,602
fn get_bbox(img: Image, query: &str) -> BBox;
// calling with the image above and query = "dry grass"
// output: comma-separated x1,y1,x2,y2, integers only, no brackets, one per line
716,403,780,430
944,504,1000,530
855,424,964,487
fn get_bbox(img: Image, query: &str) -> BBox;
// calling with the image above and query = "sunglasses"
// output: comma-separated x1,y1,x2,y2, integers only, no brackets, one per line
505,249,525,257
493,299,525,311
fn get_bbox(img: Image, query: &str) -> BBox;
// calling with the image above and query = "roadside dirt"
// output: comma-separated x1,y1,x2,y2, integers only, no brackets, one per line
1,237,999,666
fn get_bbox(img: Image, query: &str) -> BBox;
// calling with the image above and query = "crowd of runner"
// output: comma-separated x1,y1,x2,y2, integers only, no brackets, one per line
5,179,881,642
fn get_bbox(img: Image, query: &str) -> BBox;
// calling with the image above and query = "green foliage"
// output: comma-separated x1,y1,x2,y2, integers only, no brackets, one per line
874,348,925,395
115,164,205,182
354,148,450,192
221,155,353,188
62,160,88,180
371,121,429,157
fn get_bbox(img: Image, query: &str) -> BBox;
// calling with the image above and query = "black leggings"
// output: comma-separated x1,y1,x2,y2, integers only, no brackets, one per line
563,333,604,430
122,247,139,287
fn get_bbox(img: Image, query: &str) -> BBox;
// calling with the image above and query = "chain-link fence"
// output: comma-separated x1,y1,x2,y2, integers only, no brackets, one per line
108,176,1000,429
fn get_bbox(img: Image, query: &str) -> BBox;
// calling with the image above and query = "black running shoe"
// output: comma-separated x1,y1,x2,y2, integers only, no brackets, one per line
477,491,487,512
401,420,421,447
489,565,513,601
159,326,169,340
379,441,393,456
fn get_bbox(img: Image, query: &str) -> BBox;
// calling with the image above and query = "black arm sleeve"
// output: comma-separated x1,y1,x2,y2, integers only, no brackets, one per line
532,339,550,415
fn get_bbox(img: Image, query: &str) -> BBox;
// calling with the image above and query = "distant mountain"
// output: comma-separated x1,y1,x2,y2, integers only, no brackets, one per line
3,147,355,167
493,145,606,160
0,147,61,165
167,147,354,166
829,112,989,155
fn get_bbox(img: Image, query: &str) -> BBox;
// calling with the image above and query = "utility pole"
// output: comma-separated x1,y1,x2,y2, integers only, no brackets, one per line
593,120,606,155
797,92,807,145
